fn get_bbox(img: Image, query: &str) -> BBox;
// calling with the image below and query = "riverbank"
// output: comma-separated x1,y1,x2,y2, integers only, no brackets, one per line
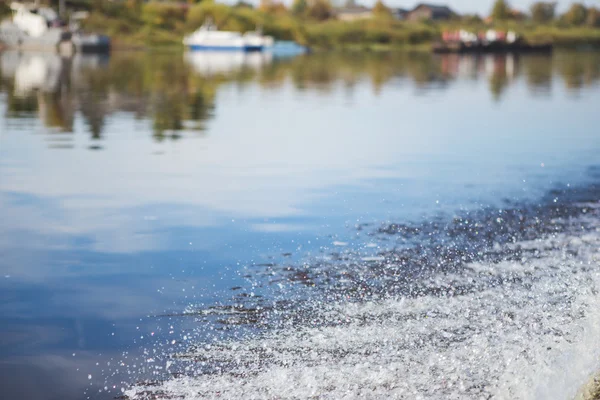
80,2,600,52
103,26,600,53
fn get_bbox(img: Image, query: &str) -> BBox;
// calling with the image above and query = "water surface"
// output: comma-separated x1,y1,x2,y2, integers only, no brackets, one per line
1,50,600,399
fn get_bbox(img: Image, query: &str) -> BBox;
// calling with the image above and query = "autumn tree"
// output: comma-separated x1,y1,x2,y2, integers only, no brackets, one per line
234,1,254,8
141,2,186,30
127,0,143,12
259,0,288,15
307,0,332,21
587,7,600,27
186,3,231,29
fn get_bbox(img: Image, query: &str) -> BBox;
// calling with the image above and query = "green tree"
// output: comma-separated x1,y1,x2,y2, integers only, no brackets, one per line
491,0,510,21
530,2,556,24
372,0,392,18
562,3,587,25
0,2,11,18
461,14,483,24
141,3,186,30
234,1,254,8
291,0,308,17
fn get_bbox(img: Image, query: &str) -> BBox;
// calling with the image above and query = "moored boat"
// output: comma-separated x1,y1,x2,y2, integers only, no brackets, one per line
183,20,273,52
0,2,110,54
71,32,111,54
0,2,70,51
69,11,110,54
433,29,553,54
433,41,553,54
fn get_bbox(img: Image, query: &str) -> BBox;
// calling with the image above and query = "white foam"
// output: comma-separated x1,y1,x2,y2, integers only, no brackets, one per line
333,241,349,247
361,256,386,262
126,217,600,400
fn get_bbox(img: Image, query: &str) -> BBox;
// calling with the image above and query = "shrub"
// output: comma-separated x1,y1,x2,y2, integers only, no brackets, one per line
187,2,234,30
142,2,187,30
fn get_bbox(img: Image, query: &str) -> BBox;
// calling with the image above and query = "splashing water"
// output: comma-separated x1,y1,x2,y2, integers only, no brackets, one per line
123,188,600,400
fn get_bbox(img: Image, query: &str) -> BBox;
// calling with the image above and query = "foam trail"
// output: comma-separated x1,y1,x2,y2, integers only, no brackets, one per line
124,201,600,400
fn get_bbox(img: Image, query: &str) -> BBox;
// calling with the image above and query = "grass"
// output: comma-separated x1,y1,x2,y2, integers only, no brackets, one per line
528,26,600,46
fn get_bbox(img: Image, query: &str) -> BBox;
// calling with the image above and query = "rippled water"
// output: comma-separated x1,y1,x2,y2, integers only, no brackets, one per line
0,50,599,400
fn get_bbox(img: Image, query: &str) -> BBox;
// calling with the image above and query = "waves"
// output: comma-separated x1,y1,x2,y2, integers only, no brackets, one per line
123,184,600,399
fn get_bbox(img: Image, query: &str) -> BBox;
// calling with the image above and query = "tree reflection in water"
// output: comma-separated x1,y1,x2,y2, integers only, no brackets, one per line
0,50,599,147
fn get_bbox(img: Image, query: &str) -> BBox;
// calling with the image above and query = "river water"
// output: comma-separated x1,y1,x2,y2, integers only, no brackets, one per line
0,50,599,400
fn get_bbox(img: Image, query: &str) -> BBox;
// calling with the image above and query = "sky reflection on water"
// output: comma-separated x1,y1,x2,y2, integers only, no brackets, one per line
1,49,600,399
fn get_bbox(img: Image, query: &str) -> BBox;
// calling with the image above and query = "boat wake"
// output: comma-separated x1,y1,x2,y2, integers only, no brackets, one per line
123,183,600,400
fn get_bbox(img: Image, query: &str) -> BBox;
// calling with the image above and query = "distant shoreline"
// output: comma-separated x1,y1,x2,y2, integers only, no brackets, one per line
2,2,600,53
73,3,600,52
105,40,599,53
102,32,600,53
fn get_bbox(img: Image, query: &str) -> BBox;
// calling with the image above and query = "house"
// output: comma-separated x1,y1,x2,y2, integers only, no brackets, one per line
335,5,372,21
407,3,454,21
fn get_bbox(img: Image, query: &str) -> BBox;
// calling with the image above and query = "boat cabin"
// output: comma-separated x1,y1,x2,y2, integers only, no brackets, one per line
9,2,62,38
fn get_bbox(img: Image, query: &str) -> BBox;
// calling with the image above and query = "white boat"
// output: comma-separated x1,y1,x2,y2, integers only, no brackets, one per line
0,2,109,53
0,2,70,51
183,21,273,52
